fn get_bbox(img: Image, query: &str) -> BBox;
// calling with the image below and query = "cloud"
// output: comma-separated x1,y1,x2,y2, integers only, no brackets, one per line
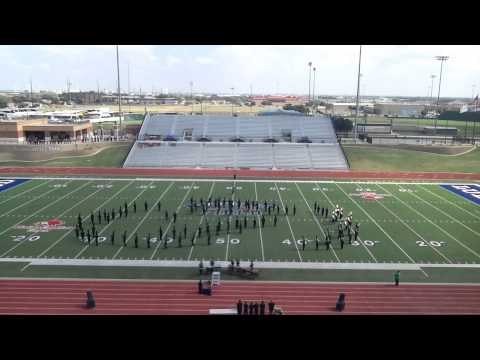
1,45,479,97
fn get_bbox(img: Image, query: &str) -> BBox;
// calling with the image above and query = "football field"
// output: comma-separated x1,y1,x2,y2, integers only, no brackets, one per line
0,176,479,283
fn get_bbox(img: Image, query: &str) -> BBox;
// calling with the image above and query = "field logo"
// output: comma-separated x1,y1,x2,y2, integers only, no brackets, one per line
350,191,389,200
440,184,480,205
0,179,29,193
15,219,73,233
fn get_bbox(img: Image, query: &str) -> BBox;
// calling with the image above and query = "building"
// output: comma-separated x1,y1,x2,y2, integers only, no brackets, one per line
326,102,373,116
0,119,92,143
374,103,426,117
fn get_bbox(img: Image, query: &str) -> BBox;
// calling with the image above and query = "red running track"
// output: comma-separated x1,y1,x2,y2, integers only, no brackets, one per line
1,279,480,315
0,166,479,181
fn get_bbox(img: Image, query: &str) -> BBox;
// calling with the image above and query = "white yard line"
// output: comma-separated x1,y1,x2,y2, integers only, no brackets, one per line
0,179,52,207
112,182,174,259
334,183,429,277
33,180,134,266
274,182,303,262
315,182,377,262
5,181,109,259
0,181,68,219
73,181,153,260
187,182,216,261
366,183,453,264
0,175,477,186
224,181,236,262
406,187,480,238
1,181,92,258
379,184,480,260
254,182,265,261
0,180,78,241
295,182,340,262
420,185,480,221
149,182,195,260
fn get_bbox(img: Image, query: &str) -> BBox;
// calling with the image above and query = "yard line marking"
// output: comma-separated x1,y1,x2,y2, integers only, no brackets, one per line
150,182,194,260
420,185,480,221
187,182,216,261
32,180,130,260
19,181,118,271
0,180,66,219
274,182,302,262
73,181,151,260
404,186,480,238
6,181,109,259
378,184,480,261
314,182,377,263
224,181,237,262
0,180,79,242
295,182,340,262
254,182,265,261
366,184,453,264
112,182,174,259
334,183,429,277
1,181,91,258
0,180,52,207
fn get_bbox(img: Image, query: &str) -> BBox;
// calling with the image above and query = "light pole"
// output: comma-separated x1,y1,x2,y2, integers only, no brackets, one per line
430,75,436,104
308,62,312,102
116,45,122,140
434,56,449,134
312,67,316,114
230,87,235,116
354,45,363,143
190,81,194,114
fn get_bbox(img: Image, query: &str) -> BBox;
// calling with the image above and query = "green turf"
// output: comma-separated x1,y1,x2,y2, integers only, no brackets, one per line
343,145,480,173
0,177,479,283
0,144,132,168
347,116,477,136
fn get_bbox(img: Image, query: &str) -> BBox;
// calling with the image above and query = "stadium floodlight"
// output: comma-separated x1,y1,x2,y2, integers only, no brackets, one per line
434,56,449,134
312,67,316,111
190,81,194,114
430,75,436,109
116,45,122,139
308,62,312,102
354,45,363,143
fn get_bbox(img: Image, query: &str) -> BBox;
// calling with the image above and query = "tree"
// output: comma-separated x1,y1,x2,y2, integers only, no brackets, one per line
283,104,308,114
0,95,10,108
331,117,353,132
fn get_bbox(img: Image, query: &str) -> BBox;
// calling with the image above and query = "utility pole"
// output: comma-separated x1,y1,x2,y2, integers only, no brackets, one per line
231,87,235,116
354,45,363,143
116,45,122,140
434,56,449,134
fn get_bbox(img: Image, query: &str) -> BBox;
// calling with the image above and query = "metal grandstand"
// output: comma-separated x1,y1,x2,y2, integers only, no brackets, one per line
123,113,349,170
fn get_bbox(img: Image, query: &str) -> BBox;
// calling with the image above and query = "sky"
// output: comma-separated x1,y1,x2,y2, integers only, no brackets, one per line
0,45,479,98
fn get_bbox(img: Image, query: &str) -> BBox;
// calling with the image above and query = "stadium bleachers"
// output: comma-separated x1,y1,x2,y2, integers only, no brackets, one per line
124,113,348,170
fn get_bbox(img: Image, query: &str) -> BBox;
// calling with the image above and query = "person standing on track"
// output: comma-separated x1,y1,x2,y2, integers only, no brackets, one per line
134,233,138,248
394,271,400,286
268,300,275,315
